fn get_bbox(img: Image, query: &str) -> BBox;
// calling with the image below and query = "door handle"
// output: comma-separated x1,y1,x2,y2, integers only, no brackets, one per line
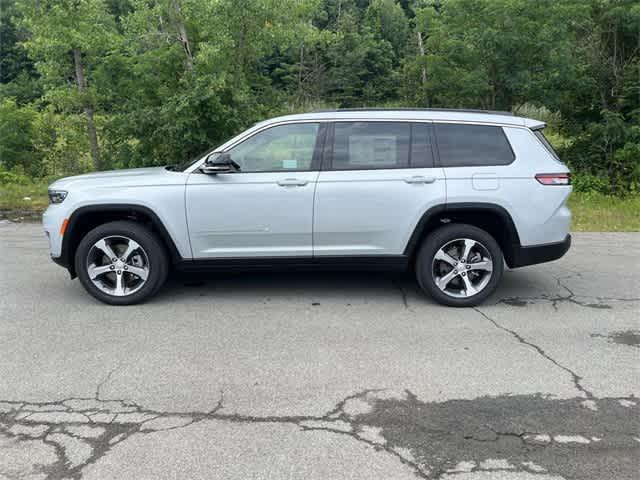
277,178,308,187
404,176,436,184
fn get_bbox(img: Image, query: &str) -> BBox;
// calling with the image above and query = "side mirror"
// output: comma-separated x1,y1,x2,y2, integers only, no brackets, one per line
200,152,240,174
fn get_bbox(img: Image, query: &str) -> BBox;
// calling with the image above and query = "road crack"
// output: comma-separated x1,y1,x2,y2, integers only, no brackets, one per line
497,273,640,310
473,307,595,400
0,382,430,479
391,278,411,310
2,387,638,479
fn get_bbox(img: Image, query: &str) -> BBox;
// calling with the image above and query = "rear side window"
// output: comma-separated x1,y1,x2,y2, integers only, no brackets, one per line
331,122,410,170
533,129,563,163
434,123,515,167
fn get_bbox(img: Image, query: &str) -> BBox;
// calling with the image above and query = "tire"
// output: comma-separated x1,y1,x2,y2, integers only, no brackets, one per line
75,221,169,305
415,223,503,307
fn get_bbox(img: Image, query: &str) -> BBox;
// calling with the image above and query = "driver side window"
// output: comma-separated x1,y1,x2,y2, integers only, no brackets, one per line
227,123,320,172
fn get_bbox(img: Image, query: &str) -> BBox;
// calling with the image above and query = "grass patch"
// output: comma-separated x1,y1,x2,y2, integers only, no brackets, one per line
568,192,640,232
0,180,49,211
0,181,638,231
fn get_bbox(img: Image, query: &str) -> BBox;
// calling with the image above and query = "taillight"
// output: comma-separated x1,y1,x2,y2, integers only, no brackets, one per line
535,173,571,186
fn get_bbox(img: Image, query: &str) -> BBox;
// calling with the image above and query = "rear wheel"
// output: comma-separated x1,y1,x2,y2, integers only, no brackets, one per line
416,224,503,307
75,221,168,305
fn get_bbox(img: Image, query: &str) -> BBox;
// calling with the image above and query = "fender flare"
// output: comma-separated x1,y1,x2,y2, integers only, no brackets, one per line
403,202,521,265
60,204,183,276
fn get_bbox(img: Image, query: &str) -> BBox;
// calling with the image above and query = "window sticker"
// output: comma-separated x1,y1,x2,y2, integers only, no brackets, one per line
348,135,397,165
282,159,298,169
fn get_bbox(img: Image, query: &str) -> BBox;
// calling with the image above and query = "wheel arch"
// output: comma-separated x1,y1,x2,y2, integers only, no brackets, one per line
61,204,182,278
404,202,521,267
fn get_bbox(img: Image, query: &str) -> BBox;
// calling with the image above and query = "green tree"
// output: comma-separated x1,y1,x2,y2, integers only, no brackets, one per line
99,0,319,167
0,0,636,195
0,98,38,173
364,0,409,59
18,0,118,170
561,0,640,194
0,0,41,103
404,0,589,110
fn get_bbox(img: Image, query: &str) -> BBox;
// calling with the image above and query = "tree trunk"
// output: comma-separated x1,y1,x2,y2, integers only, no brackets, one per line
416,30,427,85
416,30,428,106
298,44,304,98
171,0,193,69
72,48,101,171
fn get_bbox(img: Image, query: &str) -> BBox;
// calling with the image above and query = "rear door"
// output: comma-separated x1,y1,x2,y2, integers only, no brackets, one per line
313,121,446,257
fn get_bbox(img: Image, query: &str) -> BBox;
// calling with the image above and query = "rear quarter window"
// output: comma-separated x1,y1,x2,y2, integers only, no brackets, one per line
434,123,515,167
533,129,563,163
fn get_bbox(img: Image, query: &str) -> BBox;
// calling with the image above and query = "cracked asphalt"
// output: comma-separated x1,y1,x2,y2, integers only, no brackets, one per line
1,223,639,479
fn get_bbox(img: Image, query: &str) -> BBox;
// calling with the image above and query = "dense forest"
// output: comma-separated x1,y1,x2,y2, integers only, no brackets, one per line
0,0,638,195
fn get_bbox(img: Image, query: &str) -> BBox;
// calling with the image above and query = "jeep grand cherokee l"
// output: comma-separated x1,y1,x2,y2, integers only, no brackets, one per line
43,109,572,306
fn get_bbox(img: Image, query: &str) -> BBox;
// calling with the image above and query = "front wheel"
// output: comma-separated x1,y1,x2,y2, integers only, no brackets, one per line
416,224,503,307
75,221,168,305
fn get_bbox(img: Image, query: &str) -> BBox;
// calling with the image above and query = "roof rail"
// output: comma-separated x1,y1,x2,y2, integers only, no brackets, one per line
313,107,514,116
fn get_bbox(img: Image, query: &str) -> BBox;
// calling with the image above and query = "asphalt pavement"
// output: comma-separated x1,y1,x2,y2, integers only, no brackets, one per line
0,222,638,479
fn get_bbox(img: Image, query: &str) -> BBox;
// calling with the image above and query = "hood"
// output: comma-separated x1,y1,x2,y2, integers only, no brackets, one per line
49,166,185,190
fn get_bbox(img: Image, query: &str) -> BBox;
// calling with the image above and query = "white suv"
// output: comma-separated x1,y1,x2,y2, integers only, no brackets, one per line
43,109,572,306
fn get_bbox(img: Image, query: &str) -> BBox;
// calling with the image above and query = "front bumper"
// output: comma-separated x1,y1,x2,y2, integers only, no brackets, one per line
508,234,571,268
42,204,73,273
51,254,69,269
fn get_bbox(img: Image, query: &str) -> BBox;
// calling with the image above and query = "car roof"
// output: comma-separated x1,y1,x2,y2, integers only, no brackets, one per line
255,108,545,129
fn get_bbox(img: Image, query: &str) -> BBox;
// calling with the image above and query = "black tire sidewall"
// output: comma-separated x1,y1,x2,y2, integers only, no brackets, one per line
416,224,504,307
75,221,168,305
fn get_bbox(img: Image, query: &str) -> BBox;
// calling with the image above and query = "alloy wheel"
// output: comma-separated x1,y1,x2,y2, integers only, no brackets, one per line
86,236,150,297
431,238,494,298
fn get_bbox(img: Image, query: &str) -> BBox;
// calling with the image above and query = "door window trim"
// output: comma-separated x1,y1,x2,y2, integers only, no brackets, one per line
185,118,532,174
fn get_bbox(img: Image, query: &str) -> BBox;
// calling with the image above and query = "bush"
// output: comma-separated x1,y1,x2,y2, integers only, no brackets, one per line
571,173,612,194
563,111,640,196
0,165,31,185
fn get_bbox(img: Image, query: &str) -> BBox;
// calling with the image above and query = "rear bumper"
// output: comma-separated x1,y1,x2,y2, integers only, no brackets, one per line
508,234,571,268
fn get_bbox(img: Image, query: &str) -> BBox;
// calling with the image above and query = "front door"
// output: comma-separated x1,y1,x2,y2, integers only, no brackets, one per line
186,122,323,258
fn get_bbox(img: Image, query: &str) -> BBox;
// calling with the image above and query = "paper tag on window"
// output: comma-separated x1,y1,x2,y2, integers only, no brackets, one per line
282,159,298,169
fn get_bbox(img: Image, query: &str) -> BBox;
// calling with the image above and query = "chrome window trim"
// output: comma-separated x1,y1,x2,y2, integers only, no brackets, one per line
185,118,531,173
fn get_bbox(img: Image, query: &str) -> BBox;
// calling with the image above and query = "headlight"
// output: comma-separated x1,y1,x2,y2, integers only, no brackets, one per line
48,190,68,204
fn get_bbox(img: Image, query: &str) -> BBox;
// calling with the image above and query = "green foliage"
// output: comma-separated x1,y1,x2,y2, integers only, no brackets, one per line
324,13,396,106
0,0,40,103
0,0,637,196
364,0,409,58
565,111,640,195
0,165,31,185
0,98,39,174
0,98,93,176
0,170,50,210
571,173,615,195
404,0,589,109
